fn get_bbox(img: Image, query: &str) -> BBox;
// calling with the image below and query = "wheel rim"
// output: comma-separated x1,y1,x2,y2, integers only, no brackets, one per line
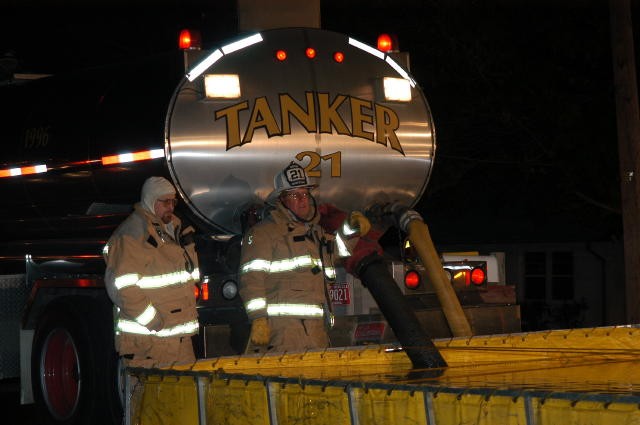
41,328,81,420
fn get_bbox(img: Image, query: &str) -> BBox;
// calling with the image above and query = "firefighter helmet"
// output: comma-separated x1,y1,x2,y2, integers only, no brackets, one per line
267,162,317,203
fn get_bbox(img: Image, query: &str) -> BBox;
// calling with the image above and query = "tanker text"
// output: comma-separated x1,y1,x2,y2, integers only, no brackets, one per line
214,92,404,155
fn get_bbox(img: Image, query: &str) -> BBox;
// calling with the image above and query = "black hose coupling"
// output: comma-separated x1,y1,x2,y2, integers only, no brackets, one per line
384,202,423,233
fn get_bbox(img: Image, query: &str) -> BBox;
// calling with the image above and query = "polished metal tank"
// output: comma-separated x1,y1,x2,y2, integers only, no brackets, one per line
167,27,435,235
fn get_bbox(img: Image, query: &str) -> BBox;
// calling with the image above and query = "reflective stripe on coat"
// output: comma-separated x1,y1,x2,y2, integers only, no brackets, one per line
103,203,199,355
239,202,335,323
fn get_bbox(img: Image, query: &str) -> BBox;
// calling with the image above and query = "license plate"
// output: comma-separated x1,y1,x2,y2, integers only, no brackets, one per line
328,282,350,305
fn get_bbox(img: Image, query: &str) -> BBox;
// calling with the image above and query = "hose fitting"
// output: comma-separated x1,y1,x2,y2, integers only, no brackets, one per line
384,202,424,233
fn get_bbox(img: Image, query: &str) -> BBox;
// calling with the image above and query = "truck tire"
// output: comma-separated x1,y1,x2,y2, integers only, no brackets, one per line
31,296,122,425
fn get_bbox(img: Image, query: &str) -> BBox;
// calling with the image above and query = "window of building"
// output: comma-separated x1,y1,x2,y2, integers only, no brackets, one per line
551,251,574,300
524,252,546,299
524,251,574,301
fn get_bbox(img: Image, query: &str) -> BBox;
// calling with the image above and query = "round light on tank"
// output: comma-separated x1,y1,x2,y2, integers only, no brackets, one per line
178,28,202,50
377,33,393,52
221,280,238,300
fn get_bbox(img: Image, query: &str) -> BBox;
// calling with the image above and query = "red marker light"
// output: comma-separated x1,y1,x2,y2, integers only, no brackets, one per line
276,49,287,61
179,29,201,50
76,279,95,288
377,33,393,52
306,47,316,59
404,270,421,289
333,51,344,63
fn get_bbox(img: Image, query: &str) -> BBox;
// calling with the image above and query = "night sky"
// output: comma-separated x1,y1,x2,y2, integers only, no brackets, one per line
2,0,630,246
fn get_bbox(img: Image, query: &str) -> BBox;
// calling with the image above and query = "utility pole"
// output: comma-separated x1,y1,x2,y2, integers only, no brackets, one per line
610,0,640,323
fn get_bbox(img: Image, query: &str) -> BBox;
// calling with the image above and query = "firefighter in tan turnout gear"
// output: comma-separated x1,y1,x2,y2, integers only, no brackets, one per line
239,162,371,353
103,176,200,367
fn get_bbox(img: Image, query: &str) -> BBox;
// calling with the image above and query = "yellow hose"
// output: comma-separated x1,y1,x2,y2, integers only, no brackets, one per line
407,219,473,337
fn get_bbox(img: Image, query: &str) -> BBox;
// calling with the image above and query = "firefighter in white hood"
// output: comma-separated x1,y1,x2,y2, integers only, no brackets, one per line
239,162,371,353
103,176,200,367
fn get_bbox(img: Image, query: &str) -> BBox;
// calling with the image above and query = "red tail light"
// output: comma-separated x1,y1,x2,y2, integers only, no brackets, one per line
404,270,421,289
471,267,486,285
200,282,209,301
194,282,210,301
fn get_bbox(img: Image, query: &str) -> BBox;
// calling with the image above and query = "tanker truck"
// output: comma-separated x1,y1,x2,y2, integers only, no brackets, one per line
0,26,519,425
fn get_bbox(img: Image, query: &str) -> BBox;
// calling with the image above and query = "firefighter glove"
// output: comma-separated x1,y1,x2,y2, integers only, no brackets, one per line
349,211,371,237
250,317,271,345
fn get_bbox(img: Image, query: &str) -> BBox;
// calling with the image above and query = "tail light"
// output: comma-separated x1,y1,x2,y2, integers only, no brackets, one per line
444,261,488,287
470,267,486,285
195,278,237,303
200,281,210,300
404,269,421,290
194,280,210,301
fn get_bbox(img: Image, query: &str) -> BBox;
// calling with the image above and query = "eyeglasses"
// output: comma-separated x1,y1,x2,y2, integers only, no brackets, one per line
157,198,178,207
282,192,311,201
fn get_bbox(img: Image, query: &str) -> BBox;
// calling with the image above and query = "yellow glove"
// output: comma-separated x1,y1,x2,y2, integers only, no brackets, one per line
250,317,271,345
349,211,371,237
